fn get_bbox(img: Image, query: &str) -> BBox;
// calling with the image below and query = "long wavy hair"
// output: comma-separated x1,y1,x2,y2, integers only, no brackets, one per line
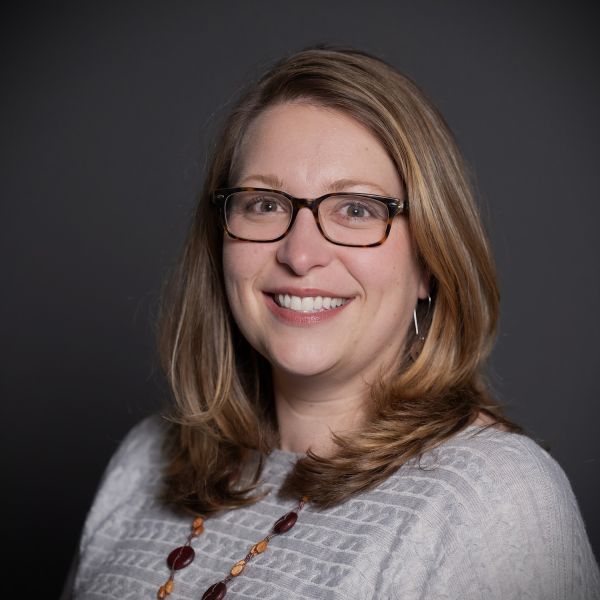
158,46,520,513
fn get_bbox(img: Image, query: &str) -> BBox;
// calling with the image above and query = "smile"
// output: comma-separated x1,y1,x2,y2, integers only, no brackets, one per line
272,294,350,312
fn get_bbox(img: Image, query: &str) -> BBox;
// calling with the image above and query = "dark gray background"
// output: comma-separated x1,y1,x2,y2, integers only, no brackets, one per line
2,2,598,597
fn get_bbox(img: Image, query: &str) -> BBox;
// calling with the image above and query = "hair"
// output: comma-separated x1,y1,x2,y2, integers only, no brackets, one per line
157,46,521,513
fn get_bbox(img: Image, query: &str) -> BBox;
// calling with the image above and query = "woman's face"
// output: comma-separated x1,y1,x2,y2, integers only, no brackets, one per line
223,102,428,385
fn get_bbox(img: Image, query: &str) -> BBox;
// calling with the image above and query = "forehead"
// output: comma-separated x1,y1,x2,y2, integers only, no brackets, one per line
233,102,402,198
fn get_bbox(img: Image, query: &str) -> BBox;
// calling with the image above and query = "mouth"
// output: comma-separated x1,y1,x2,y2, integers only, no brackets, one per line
271,293,351,312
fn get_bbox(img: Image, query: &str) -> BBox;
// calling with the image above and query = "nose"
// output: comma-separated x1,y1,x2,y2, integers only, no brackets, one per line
275,207,334,275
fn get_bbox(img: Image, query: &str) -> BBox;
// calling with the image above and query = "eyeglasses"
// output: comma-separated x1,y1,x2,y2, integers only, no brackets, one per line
212,187,408,247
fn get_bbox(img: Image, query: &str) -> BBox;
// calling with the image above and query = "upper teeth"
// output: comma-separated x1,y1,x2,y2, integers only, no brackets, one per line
274,294,347,311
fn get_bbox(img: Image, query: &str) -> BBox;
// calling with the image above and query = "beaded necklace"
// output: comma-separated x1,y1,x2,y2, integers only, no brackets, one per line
157,496,309,600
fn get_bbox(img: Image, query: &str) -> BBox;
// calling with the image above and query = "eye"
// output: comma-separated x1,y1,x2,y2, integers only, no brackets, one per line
341,202,371,219
330,197,387,221
244,194,289,214
250,197,286,213
227,191,291,218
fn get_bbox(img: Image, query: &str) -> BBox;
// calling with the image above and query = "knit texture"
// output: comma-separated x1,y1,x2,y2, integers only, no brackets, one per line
70,416,600,599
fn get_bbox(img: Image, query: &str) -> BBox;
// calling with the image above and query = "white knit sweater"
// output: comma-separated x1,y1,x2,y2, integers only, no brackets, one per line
68,416,600,599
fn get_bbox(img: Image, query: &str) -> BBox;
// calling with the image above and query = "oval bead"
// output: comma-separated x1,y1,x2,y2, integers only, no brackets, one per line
192,516,204,529
167,545,195,570
230,559,246,577
273,511,298,534
255,539,268,554
201,581,227,600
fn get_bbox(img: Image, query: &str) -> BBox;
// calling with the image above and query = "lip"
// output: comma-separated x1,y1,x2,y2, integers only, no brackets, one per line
263,292,353,327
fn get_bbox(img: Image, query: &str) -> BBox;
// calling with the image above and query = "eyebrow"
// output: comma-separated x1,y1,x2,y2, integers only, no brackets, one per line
238,174,393,197
240,174,285,189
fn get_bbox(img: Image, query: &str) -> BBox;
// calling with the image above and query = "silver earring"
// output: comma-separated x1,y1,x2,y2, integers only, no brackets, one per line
410,295,432,361
413,308,421,336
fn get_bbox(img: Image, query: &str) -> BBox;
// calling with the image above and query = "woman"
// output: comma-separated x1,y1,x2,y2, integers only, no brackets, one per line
66,47,599,599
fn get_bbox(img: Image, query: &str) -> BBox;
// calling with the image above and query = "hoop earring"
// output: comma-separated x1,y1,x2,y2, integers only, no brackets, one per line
413,308,421,337
410,295,432,361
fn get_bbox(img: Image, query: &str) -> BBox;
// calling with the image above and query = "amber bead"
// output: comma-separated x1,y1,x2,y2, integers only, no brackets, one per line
273,511,298,534
230,559,246,577
252,538,269,554
167,545,195,570
192,516,204,529
193,524,205,536
165,579,174,593
201,581,227,600
157,585,167,599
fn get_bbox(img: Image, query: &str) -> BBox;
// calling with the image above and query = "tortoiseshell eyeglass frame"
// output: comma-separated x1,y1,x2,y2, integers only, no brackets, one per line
211,187,409,248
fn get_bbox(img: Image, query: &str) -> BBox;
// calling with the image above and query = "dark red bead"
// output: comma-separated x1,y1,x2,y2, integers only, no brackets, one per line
201,581,227,600
167,545,195,570
273,511,298,534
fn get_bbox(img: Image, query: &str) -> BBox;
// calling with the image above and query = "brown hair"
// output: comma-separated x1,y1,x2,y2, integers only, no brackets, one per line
158,46,520,512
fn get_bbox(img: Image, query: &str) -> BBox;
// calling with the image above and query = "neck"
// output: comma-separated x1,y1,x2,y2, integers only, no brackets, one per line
273,370,369,455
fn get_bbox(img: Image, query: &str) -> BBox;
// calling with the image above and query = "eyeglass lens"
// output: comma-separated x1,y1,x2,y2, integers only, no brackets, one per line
224,190,389,245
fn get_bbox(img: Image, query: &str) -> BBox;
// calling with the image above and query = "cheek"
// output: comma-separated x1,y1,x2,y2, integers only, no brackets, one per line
222,243,243,298
382,222,424,287
349,236,421,293
222,241,270,305
222,243,256,343
344,231,423,337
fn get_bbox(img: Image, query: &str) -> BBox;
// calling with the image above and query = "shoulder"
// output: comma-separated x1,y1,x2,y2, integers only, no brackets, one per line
97,414,168,490
72,416,183,598
400,425,582,538
78,414,169,545
104,413,168,471
378,426,600,599
381,425,572,515
430,425,571,503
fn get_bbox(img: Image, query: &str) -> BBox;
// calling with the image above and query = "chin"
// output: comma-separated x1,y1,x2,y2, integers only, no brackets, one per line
261,344,337,379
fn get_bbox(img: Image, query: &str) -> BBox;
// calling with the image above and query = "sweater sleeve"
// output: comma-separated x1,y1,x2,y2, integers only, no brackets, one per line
78,416,166,548
71,415,167,598
424,433,600,600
